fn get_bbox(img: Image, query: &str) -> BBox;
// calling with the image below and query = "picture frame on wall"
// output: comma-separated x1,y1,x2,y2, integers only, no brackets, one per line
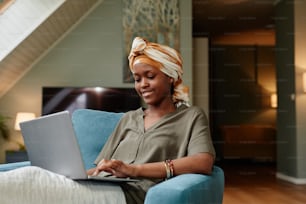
122,0,180,83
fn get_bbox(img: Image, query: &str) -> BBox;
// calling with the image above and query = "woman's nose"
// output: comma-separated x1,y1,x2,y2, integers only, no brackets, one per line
140,79,149,87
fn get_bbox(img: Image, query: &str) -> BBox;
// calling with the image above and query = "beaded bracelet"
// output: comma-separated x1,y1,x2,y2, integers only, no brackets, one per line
164,161,171,179
164,159,174,179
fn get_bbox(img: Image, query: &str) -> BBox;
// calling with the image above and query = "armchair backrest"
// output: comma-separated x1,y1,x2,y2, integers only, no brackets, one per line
71,109,123,170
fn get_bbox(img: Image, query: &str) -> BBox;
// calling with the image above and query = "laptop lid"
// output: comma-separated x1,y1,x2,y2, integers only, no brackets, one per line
20,111,88,179
20,111,139,182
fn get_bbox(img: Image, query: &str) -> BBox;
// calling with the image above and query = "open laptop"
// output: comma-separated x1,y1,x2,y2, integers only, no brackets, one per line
19,111,138,182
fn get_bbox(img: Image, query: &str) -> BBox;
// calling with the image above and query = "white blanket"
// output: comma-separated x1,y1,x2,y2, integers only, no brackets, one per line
0,166,126,204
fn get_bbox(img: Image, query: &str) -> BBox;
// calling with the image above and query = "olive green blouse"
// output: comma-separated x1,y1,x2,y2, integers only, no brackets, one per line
94,105,215,204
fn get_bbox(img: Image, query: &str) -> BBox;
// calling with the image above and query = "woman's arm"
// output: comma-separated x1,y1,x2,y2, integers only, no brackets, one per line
133,152,214,178
89,152,214,179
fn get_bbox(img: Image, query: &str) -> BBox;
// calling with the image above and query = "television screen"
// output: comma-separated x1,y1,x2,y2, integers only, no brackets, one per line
42,87,141,115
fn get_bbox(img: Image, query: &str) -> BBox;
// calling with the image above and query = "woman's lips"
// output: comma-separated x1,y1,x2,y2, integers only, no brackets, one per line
141,90,153,97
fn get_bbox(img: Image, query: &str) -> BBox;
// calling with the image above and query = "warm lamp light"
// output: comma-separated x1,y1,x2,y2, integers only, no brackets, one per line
14,112,36,130
303,72,306,92
270,93,277,108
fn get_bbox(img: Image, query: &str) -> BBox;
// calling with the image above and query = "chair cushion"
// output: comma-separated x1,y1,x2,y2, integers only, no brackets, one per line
71,109,123,170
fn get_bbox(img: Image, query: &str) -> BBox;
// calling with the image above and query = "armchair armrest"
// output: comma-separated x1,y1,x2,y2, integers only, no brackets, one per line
0,161,31,172
144,166,224,204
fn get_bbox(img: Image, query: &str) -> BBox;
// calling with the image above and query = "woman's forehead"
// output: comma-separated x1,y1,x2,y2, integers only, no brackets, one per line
132,63,160,73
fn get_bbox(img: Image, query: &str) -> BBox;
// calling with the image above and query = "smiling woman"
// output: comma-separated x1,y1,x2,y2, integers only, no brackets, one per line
0,0,15,14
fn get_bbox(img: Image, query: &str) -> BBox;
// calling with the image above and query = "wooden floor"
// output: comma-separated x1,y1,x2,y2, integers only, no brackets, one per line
218,160,306,204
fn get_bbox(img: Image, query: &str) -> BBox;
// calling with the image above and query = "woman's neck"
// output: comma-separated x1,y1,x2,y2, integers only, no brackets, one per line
143,101,176,131
144,101,176,118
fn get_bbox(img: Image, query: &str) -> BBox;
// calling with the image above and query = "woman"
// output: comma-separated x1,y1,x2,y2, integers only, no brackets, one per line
87,37,215,203
0,37,215,204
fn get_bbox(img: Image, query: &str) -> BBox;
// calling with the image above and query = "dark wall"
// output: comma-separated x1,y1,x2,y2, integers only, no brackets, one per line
275,1,297,177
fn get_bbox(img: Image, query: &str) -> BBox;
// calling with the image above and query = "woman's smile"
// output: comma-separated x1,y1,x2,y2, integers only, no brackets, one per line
141,90,153,98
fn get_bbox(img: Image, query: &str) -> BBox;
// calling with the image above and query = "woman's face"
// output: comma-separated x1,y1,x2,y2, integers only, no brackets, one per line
132,63,173,106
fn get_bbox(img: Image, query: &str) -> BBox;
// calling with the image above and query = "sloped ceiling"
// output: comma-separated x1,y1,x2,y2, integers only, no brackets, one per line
0,0,101,98
0,0,276,99
0,0,66,61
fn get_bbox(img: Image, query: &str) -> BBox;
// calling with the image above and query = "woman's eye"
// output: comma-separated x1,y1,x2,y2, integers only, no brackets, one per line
147,74,155,79
134,78,140,82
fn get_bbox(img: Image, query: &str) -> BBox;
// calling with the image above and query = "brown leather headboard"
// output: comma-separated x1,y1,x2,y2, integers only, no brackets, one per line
220,125,276,161
220,125,276,144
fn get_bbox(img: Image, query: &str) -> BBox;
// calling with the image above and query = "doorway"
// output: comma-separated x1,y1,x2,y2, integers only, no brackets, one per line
209,44,277,164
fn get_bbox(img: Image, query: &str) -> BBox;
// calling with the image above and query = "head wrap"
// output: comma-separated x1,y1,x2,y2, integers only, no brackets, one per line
128,37,190,106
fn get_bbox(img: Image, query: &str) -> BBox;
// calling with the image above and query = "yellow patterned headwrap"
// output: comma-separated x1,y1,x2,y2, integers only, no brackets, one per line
128,37,189,106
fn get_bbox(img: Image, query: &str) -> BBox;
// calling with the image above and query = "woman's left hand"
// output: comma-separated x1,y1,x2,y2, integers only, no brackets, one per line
90,159,134,178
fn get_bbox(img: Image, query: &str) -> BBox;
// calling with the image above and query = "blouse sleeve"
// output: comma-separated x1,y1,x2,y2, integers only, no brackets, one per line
187,107,216,158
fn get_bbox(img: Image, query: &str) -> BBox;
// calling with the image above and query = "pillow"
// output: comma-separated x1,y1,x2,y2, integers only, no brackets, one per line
71,109,123,170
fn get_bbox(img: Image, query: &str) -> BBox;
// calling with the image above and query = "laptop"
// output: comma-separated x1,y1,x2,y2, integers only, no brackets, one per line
20,111,138,182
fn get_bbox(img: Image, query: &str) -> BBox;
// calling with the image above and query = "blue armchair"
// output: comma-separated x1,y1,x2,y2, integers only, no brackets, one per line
0,109,224,204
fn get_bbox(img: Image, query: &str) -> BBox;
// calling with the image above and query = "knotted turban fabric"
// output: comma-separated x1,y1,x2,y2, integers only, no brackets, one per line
128,37,190,105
